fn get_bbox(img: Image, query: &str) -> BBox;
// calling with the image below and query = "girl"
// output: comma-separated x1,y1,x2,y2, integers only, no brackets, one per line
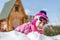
15,10,48,35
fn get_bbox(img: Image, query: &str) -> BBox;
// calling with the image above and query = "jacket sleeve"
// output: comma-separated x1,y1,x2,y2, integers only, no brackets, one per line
15,24,26,33
30,24,36,31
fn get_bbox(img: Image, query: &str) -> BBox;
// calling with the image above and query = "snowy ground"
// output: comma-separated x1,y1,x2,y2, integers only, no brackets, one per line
0,31,60,40
0,31,30,40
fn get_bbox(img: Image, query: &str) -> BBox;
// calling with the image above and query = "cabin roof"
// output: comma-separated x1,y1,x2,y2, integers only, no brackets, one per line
0,0,16,20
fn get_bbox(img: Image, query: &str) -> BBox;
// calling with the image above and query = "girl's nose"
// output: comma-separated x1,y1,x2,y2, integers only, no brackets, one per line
40,23,44,26
39,23,44,29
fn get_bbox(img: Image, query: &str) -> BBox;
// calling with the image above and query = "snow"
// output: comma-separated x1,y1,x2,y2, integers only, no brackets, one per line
27,32,60,40
0,31,30,40
0,31,60,40
52,35,60,40
27,32,54,40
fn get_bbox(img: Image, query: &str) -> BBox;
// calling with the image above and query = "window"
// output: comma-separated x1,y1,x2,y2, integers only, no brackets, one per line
15,5,19,12
1,21,7,30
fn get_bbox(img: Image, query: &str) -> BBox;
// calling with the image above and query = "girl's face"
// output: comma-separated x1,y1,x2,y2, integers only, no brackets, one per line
36,17,47,29
36,21,44,29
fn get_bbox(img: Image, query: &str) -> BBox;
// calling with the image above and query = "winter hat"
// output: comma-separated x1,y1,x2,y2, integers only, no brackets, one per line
40,10,47,15
32,10,48,26
34,10,48,23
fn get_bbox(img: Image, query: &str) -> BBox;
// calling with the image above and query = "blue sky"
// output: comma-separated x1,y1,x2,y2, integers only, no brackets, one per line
0,0,60,25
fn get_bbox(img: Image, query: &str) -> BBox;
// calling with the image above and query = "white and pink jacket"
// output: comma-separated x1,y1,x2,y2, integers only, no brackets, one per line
15,12,48,35
15,22,44,35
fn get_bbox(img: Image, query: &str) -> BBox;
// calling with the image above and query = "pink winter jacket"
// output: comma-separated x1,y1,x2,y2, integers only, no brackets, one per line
15,22,44,35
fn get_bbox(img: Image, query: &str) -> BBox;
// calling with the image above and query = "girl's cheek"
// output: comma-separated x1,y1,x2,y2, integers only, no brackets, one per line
36,21,38,27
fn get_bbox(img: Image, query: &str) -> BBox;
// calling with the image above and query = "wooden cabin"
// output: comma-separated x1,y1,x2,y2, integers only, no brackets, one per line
0,0,27,31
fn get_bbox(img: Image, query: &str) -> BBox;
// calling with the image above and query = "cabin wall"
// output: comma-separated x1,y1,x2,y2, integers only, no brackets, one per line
6,0,27,31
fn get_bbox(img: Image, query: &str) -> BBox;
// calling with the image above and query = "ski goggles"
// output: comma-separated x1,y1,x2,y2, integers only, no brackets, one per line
38,17,48,25
39,21,47,25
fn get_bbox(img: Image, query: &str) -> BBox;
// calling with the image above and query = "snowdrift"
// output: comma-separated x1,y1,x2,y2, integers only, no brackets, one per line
0,31,30,40
0,31,60,40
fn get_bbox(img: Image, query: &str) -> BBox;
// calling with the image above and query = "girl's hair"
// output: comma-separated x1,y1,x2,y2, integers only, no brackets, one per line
40,10,47,15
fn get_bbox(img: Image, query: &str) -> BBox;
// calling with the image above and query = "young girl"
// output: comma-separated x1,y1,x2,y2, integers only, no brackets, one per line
15,10,48,35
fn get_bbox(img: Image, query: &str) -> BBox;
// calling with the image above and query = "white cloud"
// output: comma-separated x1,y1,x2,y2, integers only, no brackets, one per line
25,9,34,15
41,8,47,11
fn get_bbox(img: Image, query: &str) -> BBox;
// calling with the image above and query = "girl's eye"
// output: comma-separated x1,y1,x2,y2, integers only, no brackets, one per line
43,22,46,25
